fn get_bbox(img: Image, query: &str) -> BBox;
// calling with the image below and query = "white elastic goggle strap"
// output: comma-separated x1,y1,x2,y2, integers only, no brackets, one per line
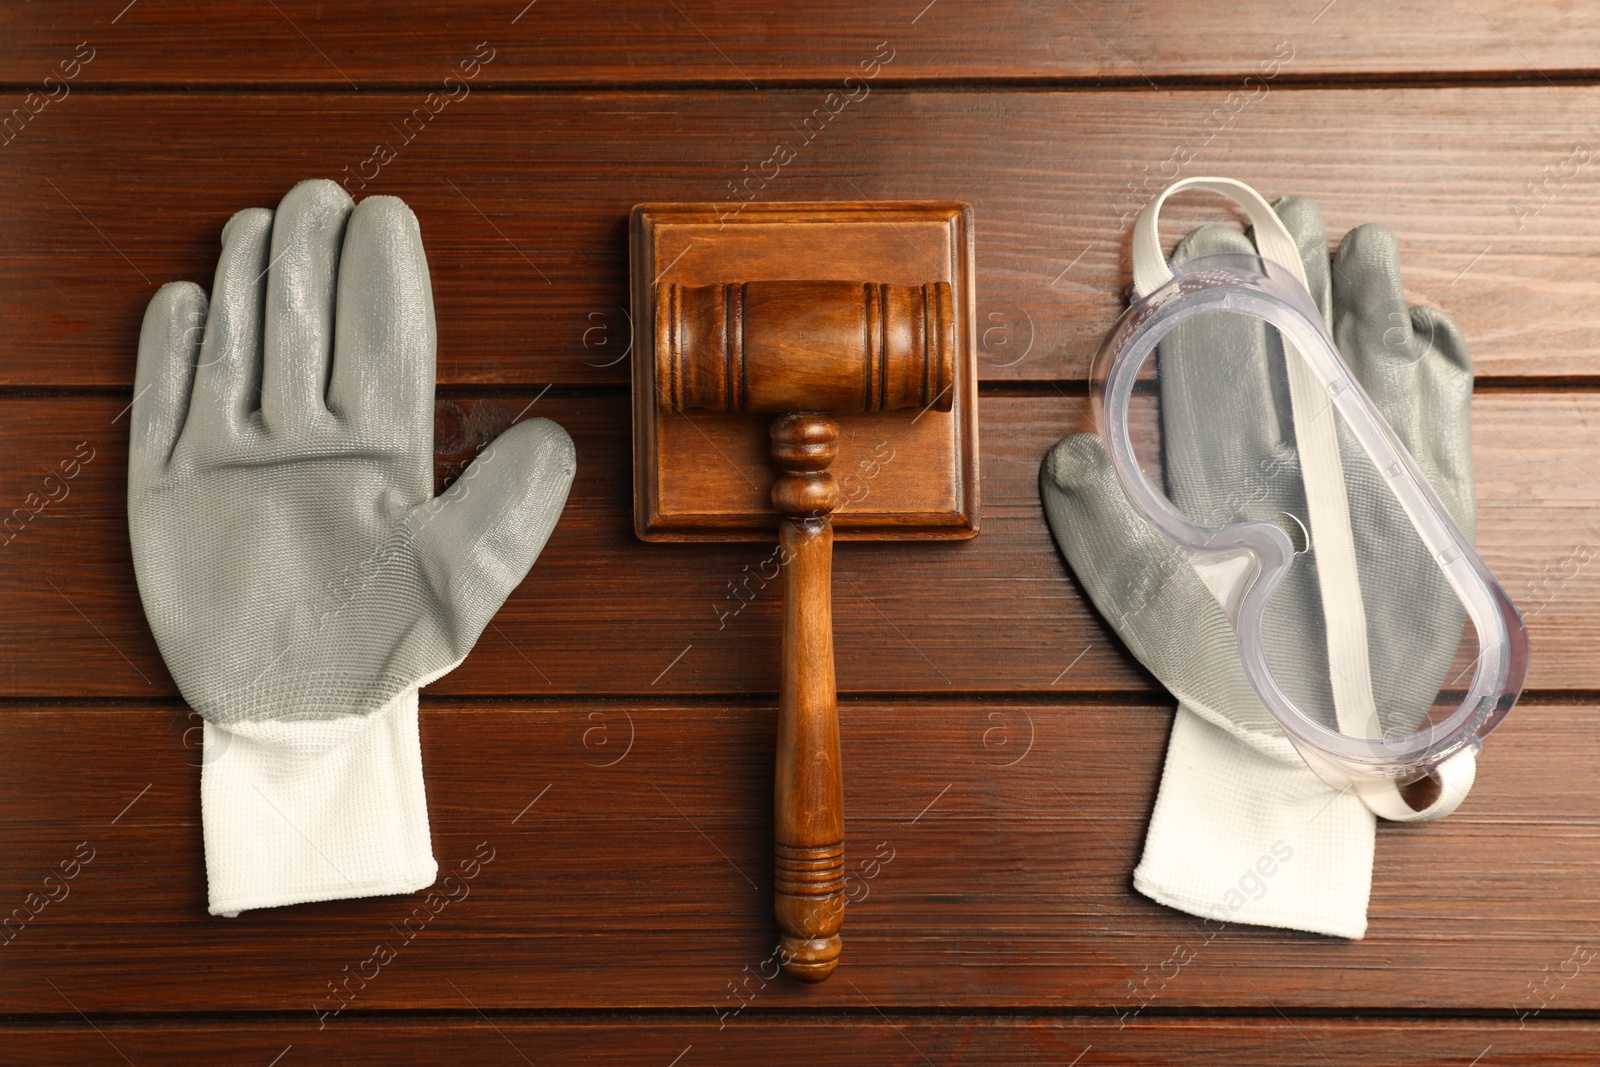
1132,175,1471,822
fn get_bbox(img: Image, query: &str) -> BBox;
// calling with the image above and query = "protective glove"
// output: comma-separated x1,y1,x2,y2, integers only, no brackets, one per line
130,179,575,916
1040,194,1475,938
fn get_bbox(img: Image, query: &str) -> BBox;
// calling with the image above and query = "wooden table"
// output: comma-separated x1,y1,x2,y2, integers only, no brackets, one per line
3,3,1599,1062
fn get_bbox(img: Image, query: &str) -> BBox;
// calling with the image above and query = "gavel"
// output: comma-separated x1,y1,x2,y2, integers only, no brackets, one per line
656,279,955,981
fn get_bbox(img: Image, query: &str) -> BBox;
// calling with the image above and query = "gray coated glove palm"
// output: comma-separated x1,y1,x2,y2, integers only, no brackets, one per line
130,179,575,915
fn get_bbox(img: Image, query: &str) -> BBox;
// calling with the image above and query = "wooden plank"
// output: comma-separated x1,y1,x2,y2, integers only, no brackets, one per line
1,1,1596,87
0,392,1595,698
3,89,1599,386
0,1016,1588,1066
1,699,1595,1013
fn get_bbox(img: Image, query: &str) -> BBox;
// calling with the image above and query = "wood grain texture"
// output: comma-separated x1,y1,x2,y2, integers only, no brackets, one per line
5,12,1599,1052
1,1,1597,86
4,89,1600,386
0,1017,1591,1066
1,699,1594,1013
0,392,1595,699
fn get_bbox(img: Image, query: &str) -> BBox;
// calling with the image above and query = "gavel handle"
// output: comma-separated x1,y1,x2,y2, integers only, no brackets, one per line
770,414,846,982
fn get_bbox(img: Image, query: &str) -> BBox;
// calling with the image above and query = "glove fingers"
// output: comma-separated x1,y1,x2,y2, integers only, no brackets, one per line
1269,195,1332,322
408,418,577,664
131,281,206,474
1161,224,1290,500
186,207,272,443
262,179,353,432
1409,303,1477,533
1330,222,1477,526
1330,223,1423,425
329,195,436,454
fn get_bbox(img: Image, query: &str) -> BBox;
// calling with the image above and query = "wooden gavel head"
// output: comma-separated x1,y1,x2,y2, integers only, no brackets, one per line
653,276,954,982
656,280,956,417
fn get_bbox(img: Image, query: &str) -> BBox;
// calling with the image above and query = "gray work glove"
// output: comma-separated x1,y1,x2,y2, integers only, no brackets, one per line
1040,196,1474,938
130,179,575,916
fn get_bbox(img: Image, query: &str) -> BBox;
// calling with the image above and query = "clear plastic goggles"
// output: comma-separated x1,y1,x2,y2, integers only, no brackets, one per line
1091,239,1528,809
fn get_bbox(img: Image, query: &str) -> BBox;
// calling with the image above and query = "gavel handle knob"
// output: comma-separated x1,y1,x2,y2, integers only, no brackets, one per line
770,413,845,982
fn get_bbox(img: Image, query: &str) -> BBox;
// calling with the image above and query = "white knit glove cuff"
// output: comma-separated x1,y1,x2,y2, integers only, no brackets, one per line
200,688,438,917
1133,704,1376,940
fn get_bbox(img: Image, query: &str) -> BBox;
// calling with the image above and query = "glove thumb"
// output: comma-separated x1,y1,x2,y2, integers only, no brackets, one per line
407,417,576,662
1041,432,1199,646
1041,432,1300,763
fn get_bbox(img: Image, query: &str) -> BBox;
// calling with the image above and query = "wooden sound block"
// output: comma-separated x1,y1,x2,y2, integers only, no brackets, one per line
630,201,979,542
